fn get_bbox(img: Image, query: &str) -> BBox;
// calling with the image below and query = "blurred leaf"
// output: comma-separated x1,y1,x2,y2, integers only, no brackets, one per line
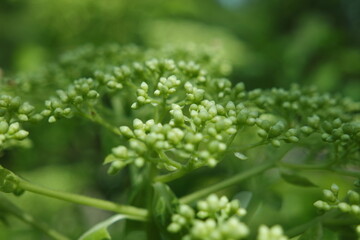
264,191,283,210
299,222,323,240
152,182,179,239
78,214,127,240
103,154,117,164
281,172,317,187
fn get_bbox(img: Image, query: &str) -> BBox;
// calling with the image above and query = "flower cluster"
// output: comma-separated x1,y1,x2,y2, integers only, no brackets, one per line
257,225,288,240
167,194,249,240
0,95,39,150
314,184,360,216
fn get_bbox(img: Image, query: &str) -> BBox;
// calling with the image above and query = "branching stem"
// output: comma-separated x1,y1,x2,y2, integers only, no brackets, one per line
18,180,148,221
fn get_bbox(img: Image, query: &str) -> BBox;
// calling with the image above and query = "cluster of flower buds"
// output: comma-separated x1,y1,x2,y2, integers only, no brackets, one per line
168,194,249,240
0,95,39,122
0,166,23,195
41,78,100,122
257,225,288,240
0,95,38,150
314,184,360,217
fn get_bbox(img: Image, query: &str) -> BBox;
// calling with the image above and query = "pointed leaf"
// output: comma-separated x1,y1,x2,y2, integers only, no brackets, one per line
103,154,118,164
281,172,317,187
78,214,127,240
234,152,248,160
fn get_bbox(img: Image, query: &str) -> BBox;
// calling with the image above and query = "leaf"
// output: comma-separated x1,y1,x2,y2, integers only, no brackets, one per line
103,154,118,164
151,182,179,239
280,172,317,187
234,152,248,160
264,191,283,210
78,214,127,240
299,222,323,240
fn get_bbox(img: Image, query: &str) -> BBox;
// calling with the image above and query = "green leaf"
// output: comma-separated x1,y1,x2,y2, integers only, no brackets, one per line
280,172,317,187
152,182,179,239
299,222,323,240
78,214,127,240
103,154,118,164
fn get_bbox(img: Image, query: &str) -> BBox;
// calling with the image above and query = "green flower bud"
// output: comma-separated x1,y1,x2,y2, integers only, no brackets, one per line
87,90,99,99
269,121,285,138
330,184,339,195
9,96,21,109
48,116,57,123
167,128,184,145
133,118,144,129
134,157,145,167
18,114,29,121
333,118,342,128
323,189,337,202
300,126,313,136
271,139,281,147
338,202,351,212
119,126,134,138
351,205,360,215
348,190,360,204
129,139,147,153
168,223,181,233
13,130,29,140
8,122,20,134
314,200,330,210
179,205,195,219
107,160,127,175
307,115,320,128
322,121,333,133
0,168,20,193
0,121,9,134
18,102,35,114
257,129,268,138
112,146,128,158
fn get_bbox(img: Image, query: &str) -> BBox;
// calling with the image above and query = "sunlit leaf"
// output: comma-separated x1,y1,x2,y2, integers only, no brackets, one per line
78,214,127,240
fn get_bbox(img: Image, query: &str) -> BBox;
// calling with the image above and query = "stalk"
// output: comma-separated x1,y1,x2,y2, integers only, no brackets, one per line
18,180,148,221
180,161,276,204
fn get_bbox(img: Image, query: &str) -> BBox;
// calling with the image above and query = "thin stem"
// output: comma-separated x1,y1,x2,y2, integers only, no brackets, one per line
18,180,148,221
179,161,276,204
75,106,121,136
155,168,189,182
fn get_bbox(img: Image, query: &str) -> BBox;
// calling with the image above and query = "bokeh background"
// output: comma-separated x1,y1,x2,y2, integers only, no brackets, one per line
0,0,359,239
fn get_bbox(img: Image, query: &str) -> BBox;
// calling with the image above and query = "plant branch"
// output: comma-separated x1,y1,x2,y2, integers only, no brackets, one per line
18,180,148,221
179,160,276,204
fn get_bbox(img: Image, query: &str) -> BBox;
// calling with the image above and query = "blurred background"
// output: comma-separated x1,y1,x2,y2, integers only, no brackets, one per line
0,0,359,239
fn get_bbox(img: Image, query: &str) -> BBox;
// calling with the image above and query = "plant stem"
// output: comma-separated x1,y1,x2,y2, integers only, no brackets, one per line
179,161,276,204
155,168,188,182
18,180,148,221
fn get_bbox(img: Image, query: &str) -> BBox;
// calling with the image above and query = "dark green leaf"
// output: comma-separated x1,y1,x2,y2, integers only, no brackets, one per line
281,172,317,187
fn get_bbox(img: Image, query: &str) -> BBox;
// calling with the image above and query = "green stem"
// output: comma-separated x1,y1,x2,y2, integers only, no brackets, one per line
18,180,148,221
179,161,276,204
155,168,188,182
76,106,121,136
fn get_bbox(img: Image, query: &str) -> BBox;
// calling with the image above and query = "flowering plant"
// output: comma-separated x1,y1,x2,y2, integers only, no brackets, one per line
0,44,359,239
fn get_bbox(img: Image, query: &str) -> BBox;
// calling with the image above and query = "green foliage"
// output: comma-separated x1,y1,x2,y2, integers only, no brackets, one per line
0,43,359,240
